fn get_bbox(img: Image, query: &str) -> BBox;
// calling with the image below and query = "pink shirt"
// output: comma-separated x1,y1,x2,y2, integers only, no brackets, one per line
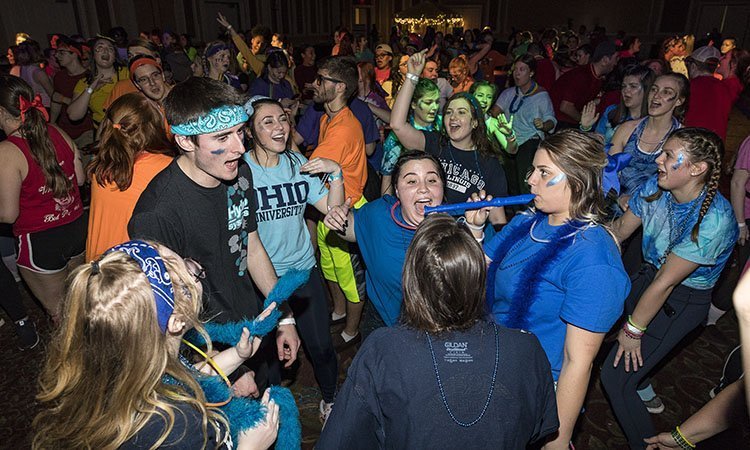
734,135,750,219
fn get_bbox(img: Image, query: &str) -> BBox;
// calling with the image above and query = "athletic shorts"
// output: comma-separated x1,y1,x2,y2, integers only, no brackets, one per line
317,196,367,303
16,215,86,274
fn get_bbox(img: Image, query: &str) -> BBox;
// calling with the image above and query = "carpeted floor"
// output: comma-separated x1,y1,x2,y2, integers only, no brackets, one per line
2,109,750,449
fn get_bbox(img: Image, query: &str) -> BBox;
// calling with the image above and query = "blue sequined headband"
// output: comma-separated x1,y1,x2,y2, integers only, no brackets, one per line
170,104,249,136
105,240,175,333
243,95,271,118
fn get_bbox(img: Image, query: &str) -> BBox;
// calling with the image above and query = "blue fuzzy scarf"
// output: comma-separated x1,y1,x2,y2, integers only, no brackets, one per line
486,213,583,330
183,269,310,448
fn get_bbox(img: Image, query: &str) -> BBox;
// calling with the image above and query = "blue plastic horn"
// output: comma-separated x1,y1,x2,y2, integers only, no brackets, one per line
424,194,535,215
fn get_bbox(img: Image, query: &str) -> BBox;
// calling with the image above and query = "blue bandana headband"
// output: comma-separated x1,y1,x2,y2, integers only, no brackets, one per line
170,105,249,136
104,240,175,333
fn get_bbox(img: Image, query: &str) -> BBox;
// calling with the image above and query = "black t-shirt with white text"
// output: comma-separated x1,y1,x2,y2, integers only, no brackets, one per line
423,130,508,204
129,159,262,322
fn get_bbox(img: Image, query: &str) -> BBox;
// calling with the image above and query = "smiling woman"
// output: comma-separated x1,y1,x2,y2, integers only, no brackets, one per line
390,50,509,226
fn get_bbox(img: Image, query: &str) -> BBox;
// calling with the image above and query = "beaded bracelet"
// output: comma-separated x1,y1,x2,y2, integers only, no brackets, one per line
628,315,647,332
622,324,643,340
463,220,484,231
579,124,592,132
671,426,695,449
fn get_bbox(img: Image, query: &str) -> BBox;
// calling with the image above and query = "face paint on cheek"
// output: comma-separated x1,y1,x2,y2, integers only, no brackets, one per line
210,148,226,155
672,153,684,170
546,172,566,187
664,94,678,102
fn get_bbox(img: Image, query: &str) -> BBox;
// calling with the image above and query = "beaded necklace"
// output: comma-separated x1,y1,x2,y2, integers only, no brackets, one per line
658,188,706,265
508,81,538,115
426,322,499,427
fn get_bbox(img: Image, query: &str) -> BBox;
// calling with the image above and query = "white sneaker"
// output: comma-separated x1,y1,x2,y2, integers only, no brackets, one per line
319,400,334,426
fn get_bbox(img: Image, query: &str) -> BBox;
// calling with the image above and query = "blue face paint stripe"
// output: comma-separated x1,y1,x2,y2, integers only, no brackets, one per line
672,153,684,170
211,148,226,155
546,172,566,187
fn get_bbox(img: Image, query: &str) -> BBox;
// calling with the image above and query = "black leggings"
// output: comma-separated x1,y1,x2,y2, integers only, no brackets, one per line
601,264,712,449
288,267,338,403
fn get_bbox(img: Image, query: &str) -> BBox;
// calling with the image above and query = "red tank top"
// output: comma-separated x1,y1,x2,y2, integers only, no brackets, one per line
9,125,83,235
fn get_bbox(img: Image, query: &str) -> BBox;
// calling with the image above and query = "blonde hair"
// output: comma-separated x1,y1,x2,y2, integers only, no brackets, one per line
33,242,227,449
448,54,469,74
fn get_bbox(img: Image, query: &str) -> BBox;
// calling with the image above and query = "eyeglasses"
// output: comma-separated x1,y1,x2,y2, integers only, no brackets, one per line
375,53,391,59
135,71,163,86
315,73,343,85
183,257,206,283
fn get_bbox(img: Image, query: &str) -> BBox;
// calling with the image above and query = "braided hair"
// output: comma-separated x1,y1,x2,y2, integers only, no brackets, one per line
646,128,723,243
679,128,724,242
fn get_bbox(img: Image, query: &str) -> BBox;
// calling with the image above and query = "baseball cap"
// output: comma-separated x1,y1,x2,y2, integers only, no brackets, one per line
689,45,720,63
375,44,393,55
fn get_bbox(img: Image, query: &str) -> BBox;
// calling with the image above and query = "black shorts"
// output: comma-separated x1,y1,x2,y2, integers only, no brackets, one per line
16,215,87,273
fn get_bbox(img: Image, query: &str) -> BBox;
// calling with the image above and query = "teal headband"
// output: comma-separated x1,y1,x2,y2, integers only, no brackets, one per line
170,104,249,136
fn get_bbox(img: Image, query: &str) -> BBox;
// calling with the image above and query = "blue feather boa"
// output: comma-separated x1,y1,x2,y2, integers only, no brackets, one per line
185,269,310,448
486,213,583,330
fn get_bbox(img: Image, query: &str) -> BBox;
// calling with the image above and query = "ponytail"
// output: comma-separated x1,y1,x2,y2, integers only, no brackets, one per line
18,92,73,198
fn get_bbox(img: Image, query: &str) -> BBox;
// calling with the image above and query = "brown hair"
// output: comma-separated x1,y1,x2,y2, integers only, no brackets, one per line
401,214,485,333
653,72,690,122
89,93,175,190
0,74,73,197
538,129,608,223
645,127,723,242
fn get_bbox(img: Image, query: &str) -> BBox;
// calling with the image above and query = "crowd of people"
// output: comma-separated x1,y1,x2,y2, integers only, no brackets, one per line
1,18,750,450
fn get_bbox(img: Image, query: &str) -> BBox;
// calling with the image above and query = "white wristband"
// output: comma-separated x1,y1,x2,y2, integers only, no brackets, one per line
278,318,296,326
86,87,94,95
738,223,747,228
475,231,485,243
405,72,419,84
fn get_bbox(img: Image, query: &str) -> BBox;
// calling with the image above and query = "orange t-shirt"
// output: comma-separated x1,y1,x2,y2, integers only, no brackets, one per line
310,108,367,203
103,79,140,111
86,152,173,260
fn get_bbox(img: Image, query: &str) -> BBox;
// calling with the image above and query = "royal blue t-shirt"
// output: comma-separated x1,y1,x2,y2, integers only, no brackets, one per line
354,195,414,326
484,212,629,380
629,176,738,289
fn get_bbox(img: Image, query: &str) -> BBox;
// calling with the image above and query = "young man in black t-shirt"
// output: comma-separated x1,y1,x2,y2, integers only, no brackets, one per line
129,77,300,388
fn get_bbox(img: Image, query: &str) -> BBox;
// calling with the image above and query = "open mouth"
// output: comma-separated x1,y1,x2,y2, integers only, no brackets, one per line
271,133,286,143
225,159,240,171
414,198,433,214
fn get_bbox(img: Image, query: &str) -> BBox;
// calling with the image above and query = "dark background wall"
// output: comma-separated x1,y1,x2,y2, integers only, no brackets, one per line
3,0,748,51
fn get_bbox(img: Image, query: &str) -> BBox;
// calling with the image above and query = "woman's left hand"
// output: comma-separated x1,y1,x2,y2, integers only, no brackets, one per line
300,157,341,175
613,328,643,372
235,302,277,359
465,190,493,227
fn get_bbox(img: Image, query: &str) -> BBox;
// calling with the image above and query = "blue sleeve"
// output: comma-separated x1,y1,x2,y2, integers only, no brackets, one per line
560,262,628,333
288,153,327,206
672,206,738,265
350,99,380,144
483,213,528,260
297,106,323,147
595,105,615,136
628,176,659,218
537,92,557,126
